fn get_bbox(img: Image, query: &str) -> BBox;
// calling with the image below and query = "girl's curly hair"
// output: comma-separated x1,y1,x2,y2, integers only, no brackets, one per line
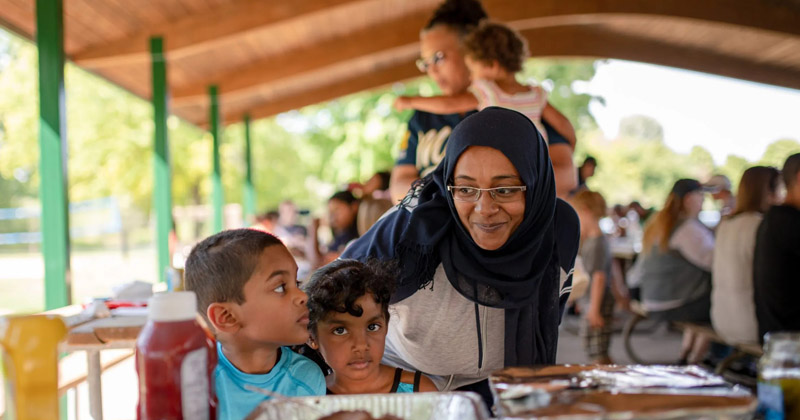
305,259,398,334
424,0,487,37
463,21,529,73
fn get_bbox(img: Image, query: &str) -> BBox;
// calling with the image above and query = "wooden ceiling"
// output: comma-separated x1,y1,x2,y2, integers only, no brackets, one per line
1,0,799,126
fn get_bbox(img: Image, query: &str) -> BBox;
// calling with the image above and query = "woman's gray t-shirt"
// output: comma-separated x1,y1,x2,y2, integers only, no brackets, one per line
381,264,505,391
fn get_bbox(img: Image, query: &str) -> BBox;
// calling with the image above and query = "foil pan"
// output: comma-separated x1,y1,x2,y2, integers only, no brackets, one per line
245,391,490,420
491,365,757,419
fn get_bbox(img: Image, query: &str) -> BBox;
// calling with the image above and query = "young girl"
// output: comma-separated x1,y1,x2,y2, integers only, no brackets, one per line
305,259,437,394
394,20,576,147
571,190,616,364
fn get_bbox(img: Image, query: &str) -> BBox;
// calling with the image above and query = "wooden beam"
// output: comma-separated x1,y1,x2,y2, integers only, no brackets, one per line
171,9,430,105
517,25,800,91
484,0,800,37
197,22,800,125
71,0,360,68
219,63,420,125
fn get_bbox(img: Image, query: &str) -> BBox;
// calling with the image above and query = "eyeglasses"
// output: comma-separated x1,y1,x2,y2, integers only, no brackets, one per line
447,185,527,203
416,51,446,73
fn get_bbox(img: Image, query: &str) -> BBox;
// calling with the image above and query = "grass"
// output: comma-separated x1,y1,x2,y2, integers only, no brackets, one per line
0,247,158,315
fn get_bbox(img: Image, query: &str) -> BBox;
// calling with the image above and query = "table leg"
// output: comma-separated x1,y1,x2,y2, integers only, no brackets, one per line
86,350,103,420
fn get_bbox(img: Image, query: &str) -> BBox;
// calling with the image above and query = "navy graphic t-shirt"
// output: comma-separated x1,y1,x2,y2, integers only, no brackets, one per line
396,109,568,177
396,110,474,177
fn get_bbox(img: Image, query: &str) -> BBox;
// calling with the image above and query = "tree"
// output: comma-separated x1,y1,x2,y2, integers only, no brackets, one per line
618,115,664,142
520,59,600,132
758,139,800,168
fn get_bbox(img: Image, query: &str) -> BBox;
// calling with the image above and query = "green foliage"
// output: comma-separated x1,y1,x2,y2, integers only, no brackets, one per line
520,59,601,132
758,139,800,168
618,115,664,142
582,121,800,208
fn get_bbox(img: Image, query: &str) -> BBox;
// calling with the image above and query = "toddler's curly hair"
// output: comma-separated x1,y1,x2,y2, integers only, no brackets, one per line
305,259,398,335
463,21,529,73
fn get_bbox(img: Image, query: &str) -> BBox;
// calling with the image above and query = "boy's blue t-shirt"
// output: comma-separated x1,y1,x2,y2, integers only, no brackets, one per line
215,343,326,420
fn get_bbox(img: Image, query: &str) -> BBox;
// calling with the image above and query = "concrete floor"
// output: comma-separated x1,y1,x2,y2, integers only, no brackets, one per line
556,310,685,365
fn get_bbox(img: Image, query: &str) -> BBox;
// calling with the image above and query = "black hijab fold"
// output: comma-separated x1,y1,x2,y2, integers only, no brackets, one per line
342,107,579,366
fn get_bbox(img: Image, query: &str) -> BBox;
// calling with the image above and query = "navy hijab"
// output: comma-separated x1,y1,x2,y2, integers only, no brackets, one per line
342,107,579,365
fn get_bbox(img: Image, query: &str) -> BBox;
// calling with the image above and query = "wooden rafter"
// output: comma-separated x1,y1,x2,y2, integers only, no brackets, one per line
484,0,800,37
218,63,420,125
191,20,800,125
171,9,431,105
71,0,360,68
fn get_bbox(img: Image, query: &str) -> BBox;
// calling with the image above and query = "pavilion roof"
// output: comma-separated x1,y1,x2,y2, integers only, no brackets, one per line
2,0,799,126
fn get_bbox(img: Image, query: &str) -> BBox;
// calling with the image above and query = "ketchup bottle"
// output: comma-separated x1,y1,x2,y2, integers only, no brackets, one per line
136,291,217,419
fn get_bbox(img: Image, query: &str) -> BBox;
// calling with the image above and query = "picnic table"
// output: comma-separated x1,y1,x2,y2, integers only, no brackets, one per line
58,308,146,420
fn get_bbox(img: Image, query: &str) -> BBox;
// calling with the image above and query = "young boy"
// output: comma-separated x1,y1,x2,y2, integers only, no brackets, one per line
185,229,325,420
571,190,616,364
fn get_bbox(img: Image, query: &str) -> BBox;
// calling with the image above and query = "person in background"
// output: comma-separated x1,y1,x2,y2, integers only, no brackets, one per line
362,171,391,199
571,190,616,364
274,200,308,253
704,174,736,218
633,179,714,364
389,0,577,202
394,20,576,149
184,229,325,420
309,191,361,268
356,197,394,237
712,166,781,345
754,153,800,341
628,201,654,226
576,156,597,192
250,210,279,234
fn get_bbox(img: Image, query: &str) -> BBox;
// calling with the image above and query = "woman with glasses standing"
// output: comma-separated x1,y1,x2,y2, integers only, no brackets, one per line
389,0,578,203
343,107,580,408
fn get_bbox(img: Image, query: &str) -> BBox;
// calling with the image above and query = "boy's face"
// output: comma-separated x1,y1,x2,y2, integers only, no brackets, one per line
233,245,310,346
313,294,387,382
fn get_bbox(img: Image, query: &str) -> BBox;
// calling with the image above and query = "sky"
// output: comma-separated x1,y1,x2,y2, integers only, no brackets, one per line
579,60,800,165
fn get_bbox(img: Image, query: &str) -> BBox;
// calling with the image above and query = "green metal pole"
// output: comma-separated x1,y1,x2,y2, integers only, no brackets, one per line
151,37,172,284
243,114,256,224
36,0,70,310
209,85,223,232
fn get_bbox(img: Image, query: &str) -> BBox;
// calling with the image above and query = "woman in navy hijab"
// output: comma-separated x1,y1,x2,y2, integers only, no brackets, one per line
342,107,579,406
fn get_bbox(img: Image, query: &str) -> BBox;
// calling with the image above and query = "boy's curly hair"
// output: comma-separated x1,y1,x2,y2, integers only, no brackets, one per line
463,21,529,73
305,259,398,335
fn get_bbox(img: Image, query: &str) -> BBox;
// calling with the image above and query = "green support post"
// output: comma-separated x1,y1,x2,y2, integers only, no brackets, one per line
243,114,256,224
209,86,224,232
151,37,172,284
36,0,70,310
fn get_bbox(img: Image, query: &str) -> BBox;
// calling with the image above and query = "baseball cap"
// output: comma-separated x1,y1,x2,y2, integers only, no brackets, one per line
703,174,732,193
671,179,704,198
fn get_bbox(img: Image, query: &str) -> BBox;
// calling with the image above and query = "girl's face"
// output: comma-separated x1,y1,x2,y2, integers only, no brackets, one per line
452,146,526,250
312,294,388,383
682,191,705,218
419,26,471,95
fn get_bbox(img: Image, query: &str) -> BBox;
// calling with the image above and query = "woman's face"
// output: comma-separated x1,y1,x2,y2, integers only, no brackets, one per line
452,146,526,250
419,26,471,95
682,191,704,217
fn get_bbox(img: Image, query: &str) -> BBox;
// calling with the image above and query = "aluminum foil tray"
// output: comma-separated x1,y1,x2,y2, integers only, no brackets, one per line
491,365,757,420
245,391,490,420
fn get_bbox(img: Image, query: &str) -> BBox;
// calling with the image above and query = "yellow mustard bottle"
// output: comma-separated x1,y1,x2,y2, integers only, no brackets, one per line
0,315,67,420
